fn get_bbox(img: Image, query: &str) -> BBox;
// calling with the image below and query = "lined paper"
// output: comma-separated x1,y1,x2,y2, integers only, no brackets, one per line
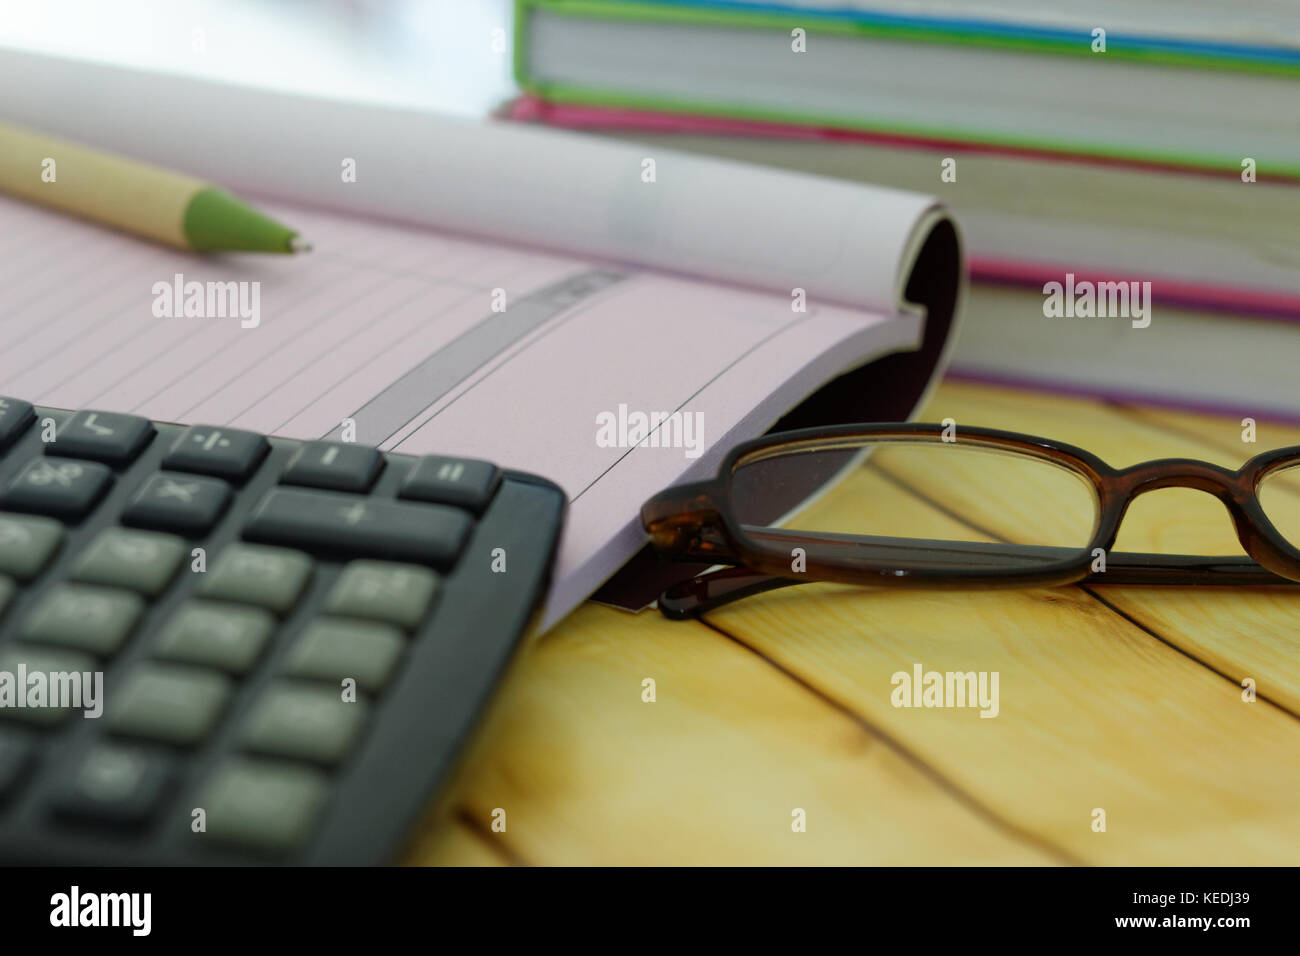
0,194,919,627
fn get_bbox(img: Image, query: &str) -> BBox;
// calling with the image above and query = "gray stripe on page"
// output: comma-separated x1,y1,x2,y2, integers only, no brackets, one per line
325,269,626,445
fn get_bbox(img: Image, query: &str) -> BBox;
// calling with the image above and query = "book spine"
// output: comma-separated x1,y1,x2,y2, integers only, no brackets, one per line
513,1,1300,177
520,0,1300,75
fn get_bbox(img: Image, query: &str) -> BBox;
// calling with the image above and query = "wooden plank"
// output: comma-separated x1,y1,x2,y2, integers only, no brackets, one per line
699,380,1300,862
1129,405,1300,453
919,381,1300,714
1108,407,1300,708
709,581,1300,863
418,603,1058,865
407,379,1300,864
923,382,1252,553
404,817,508,867
1096,586,1300,715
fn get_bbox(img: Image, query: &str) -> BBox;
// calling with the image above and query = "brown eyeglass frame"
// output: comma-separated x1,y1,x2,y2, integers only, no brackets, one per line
641,422,1300,618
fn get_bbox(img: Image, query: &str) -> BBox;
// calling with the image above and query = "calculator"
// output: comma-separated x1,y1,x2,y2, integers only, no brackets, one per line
0,397,565,864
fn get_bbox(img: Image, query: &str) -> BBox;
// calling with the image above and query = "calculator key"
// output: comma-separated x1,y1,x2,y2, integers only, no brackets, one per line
242,683,370,767
0,456,112,521
199,543,313,615
0,514,64,581
107,664,231,747
197,758,329,853
282,441,383,493
326,561,439,631
0,397,35,450
47,410,154,466
0,645,97,726
154,600,274,675
0,730,35,803
245,488,471,568
20,584,143,657
163,426,269,482
400,455,500,514
123,472,232,536
52,746,172,826
70,528,186,597
285,618,405,693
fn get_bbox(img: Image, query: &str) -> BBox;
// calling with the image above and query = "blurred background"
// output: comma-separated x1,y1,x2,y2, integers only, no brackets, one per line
4,0,1298,422
0,0,517,115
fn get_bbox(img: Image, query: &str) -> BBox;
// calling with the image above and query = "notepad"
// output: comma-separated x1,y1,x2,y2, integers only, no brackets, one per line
0,50,964,628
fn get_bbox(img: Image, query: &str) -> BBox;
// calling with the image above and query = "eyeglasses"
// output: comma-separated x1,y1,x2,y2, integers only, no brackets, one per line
640,423,1300,618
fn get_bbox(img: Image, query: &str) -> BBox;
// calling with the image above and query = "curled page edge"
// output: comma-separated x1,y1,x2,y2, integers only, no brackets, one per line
589,213,967,618
0,47,954,320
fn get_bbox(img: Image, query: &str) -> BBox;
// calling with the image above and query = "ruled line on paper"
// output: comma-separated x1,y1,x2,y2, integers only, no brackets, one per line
0,195,586,438
0,192,915,632
325,269,627,446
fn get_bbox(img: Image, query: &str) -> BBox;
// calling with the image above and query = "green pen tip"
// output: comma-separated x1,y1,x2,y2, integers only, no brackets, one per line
288,235,313,254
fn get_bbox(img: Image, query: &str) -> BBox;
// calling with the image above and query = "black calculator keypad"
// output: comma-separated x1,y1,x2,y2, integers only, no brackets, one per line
0,400,565,865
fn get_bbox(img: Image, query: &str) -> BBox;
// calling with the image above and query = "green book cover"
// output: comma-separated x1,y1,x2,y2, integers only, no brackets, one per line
513,0,1300,177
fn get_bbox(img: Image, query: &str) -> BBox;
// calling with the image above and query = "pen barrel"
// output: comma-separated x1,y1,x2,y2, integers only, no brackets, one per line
0,120,203,249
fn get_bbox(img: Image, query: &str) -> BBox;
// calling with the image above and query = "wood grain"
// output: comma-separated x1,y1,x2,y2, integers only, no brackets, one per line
417,603,1057,865
402,817,508,867
922,381,1300,715
710,583,1300,864
414,380,1300,865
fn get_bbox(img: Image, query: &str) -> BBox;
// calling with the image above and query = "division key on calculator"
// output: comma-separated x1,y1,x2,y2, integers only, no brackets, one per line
0,399,565,865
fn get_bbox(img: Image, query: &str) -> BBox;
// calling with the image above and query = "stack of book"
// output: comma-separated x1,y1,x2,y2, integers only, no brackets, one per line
507,0,1300,420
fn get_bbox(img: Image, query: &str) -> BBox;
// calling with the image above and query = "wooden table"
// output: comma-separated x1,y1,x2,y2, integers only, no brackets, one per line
409,379,1300,865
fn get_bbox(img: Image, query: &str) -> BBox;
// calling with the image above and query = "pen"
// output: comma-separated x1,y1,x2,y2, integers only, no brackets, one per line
0,119,309,254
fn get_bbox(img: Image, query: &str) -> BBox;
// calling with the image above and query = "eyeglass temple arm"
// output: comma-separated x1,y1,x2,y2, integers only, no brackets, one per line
658,567,801,619
657,547,1299,618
